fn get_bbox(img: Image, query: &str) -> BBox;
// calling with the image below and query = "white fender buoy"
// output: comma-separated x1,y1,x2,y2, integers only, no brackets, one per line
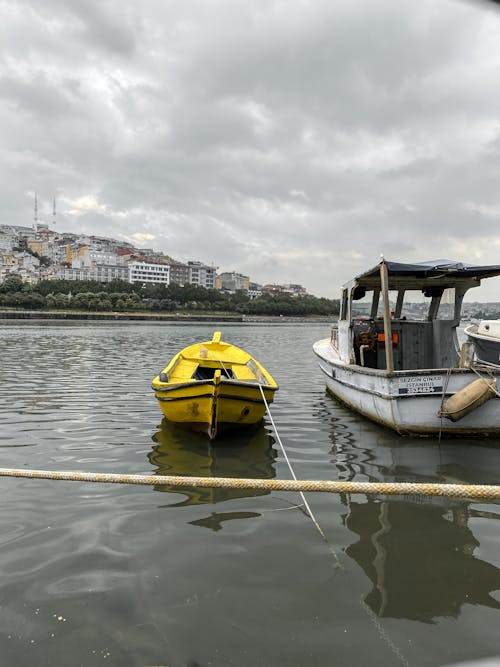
440,378,497,422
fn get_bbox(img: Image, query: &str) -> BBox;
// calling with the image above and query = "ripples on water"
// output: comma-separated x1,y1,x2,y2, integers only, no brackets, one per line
1,320,500,666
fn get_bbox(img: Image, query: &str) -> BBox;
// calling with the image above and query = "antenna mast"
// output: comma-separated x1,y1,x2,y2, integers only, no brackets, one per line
34,192,38,233
52,196,56,226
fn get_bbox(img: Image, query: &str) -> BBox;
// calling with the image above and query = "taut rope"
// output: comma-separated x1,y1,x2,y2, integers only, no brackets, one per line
258,384,343,568
258,386,325,525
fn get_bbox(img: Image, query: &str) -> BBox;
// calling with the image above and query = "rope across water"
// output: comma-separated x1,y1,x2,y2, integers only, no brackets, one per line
1,467,500,499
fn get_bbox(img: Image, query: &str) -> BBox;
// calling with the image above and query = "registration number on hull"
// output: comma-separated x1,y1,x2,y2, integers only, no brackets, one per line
398,375,443,395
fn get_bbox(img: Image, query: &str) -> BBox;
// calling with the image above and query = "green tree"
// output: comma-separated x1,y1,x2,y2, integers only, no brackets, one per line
0,276,25,294
2,291,45,308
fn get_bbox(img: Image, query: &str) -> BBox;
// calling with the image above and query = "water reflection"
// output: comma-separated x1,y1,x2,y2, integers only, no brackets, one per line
149,420,277,507
189,511,261,531
344,499,500,623
312,395,500,623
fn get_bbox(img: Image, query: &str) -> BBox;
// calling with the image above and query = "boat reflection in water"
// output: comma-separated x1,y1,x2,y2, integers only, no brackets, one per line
344,498,500,622
149,420,278,529
313,395,500,623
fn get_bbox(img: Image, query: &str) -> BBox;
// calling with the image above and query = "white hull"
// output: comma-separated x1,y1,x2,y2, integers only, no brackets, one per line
313,338,500,435
465,322,500,367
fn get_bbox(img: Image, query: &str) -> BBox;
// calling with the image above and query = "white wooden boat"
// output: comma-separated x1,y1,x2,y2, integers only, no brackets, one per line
464,320,500,367
313,259,500,436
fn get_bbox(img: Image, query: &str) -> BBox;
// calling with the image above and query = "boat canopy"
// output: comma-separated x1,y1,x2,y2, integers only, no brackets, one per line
350,259,500,291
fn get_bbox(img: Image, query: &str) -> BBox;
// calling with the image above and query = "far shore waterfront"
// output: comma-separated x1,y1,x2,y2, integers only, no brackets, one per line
0,308,334,324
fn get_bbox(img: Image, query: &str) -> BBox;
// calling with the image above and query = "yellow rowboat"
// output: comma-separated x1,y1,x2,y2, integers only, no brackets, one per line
151,331,279,439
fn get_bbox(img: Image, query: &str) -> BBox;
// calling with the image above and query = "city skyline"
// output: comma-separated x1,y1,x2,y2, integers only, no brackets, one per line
0,222,312,296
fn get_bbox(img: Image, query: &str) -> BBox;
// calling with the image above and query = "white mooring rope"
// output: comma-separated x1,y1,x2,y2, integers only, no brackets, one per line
258,386,329,535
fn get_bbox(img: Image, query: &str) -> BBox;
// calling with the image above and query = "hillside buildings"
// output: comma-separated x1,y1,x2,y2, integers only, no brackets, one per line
216,271,250,292
129,261,170,285
0,223,308,297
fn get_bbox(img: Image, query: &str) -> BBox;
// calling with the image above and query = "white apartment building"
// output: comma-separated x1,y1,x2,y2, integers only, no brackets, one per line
56,265,129,283
216,271,250,292
248,287,263,300
128,261,170,285
188,261,217,289
72,249,118,269
0,229,16,251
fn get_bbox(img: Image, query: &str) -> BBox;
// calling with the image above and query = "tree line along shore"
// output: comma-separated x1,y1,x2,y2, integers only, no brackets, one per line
0,276,340,317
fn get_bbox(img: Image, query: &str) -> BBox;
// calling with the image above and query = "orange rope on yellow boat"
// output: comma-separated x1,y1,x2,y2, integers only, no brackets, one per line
1,467,500,500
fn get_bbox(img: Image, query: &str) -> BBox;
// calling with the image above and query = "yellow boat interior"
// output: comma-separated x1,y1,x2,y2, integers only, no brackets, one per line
152,331,278,390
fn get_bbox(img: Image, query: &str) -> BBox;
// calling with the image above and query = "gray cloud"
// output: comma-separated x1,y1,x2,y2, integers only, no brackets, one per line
1,0,500,297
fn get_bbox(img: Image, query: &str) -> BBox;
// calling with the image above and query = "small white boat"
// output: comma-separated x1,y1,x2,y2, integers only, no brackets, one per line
464,320,500,367
313,259,500,436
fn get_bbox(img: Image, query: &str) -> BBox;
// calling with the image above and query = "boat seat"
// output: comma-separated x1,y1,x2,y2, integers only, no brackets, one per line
232,366,258,380
168,359,199,382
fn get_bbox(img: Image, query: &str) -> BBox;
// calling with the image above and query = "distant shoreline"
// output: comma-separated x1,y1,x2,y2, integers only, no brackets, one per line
0,309,334,324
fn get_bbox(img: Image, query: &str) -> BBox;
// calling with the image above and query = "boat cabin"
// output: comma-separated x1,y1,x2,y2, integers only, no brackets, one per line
335,260,500,373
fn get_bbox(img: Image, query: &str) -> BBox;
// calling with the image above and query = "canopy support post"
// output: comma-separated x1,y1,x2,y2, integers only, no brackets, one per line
380,258,394,374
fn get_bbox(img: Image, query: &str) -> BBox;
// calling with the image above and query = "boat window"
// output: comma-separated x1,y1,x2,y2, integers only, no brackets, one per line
394,290,429,321
436,288,456,320
351,290,372,318
375,290,400,319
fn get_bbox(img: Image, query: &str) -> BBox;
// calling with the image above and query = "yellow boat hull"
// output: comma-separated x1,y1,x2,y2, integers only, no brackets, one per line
152,332,278,439
155,380,276,435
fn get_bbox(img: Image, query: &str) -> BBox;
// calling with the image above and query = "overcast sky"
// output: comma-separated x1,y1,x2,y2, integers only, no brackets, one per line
2,0,500,298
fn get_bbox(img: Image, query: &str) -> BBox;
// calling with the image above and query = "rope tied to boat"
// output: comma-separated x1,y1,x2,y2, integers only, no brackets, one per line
255,384,349,569
471,363,500,398
2,467,500,499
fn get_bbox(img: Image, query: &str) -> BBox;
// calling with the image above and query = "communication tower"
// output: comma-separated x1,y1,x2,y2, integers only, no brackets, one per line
34,192,38,232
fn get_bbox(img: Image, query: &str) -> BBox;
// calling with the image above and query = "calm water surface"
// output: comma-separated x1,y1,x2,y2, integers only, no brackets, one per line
1,320,500,667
